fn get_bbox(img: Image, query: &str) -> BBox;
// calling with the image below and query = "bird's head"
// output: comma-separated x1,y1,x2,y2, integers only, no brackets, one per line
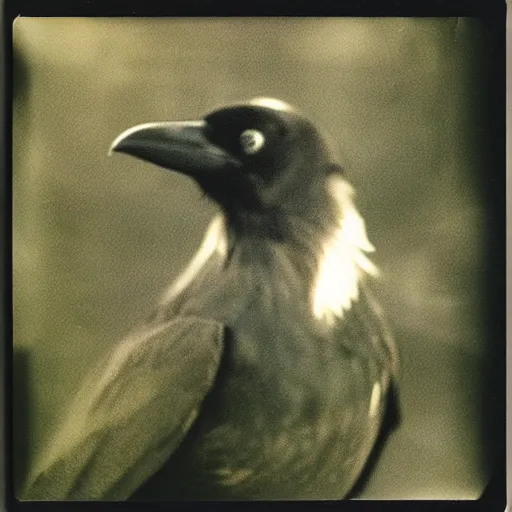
111,99,379,321
110,98,343,226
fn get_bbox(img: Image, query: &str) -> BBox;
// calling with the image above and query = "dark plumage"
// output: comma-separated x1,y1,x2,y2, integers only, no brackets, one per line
22,98,399,501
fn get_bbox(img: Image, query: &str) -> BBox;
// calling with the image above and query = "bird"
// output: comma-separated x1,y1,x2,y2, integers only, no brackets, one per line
22,97,399,501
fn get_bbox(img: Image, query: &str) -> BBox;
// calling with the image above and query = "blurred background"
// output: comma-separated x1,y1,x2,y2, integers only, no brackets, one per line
12,17,502,500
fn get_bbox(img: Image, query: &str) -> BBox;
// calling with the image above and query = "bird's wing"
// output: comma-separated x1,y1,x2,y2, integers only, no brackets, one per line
21,316,224,501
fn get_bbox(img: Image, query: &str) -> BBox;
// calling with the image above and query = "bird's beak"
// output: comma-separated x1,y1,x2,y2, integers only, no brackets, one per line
109,121,240,177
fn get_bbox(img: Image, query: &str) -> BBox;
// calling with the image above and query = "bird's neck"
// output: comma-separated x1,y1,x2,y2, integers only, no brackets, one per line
160,176,378,325
219,175,379,323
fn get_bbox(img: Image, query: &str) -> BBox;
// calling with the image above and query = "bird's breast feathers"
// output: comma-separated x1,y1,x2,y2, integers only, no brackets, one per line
144,171,394,500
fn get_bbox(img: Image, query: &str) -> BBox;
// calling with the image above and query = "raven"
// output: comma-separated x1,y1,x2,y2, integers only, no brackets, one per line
22,98,399,501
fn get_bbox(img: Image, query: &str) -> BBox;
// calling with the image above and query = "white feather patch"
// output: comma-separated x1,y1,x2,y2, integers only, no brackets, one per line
312,176,378,324
368,381,381,419
161,215,227,304
249,97,293,112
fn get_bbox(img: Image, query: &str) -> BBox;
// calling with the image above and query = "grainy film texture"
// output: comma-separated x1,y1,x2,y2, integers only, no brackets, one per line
13,18,496,499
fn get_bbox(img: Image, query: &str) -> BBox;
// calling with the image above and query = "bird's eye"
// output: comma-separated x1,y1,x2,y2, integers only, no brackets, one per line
240,129,265,155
